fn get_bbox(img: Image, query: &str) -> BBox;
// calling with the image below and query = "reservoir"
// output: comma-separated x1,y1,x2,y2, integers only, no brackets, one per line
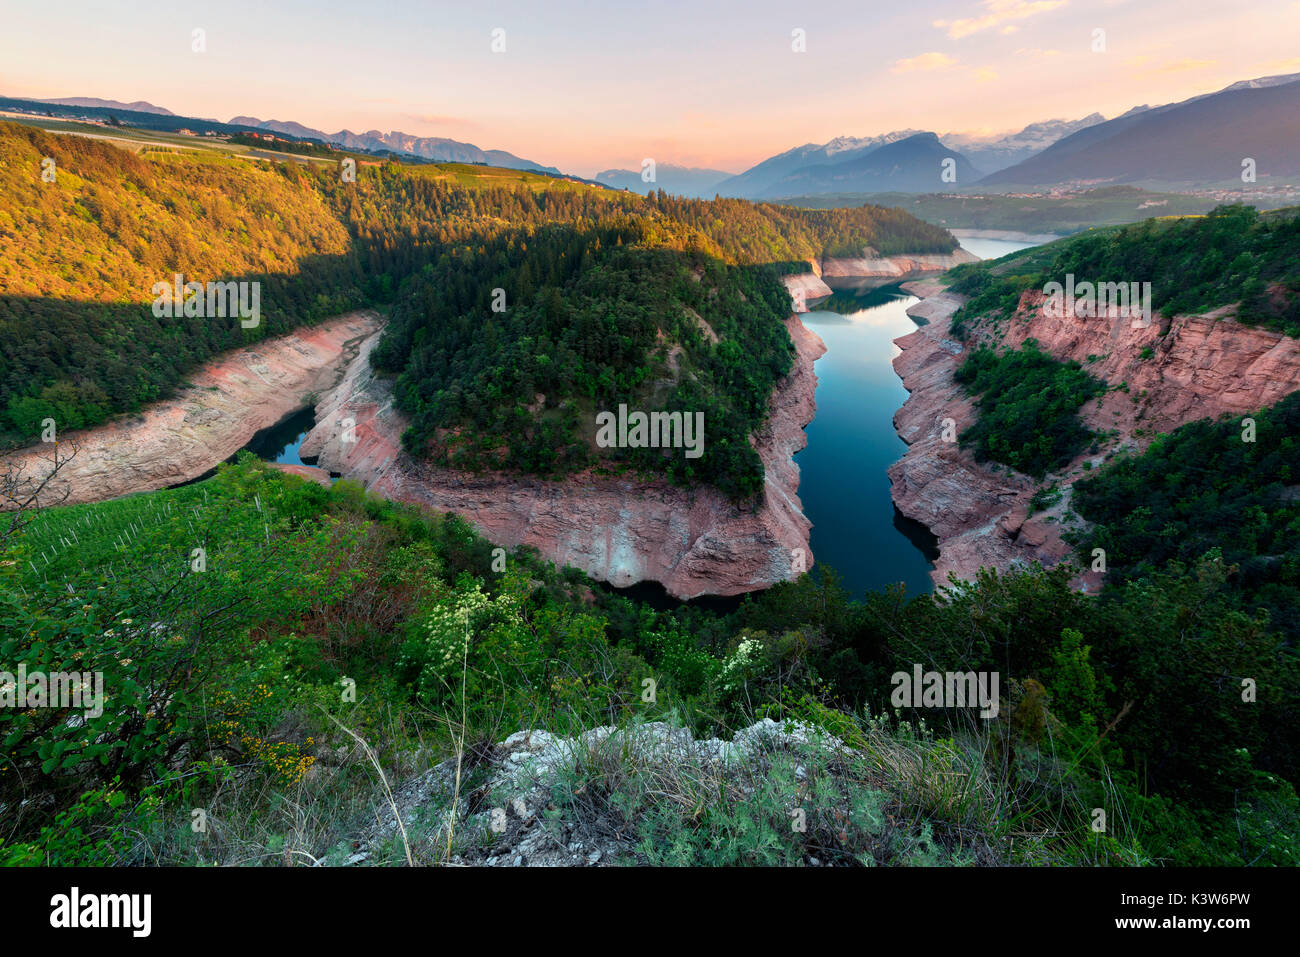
798,236,1035,599
232,238,1036,604
172,405,321,491
242,405,317,466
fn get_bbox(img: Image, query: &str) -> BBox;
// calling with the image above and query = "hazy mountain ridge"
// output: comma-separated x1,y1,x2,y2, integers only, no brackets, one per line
713,130,926,197
594,163,735,198
1198,71,1300,98
753,132,982,197
712,115,1102,198
31,96,177,116
705,72,1300,198
22,72,1300,192
943,113,1106,173
6,96,559,174
229,115,560,173
982,74,1300,187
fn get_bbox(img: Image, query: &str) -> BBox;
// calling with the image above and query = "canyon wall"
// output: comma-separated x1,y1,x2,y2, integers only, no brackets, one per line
1,312,383,507
889,279,1300,588
782,249,977,306
302,250,972,597
301,317,827,600
4,249,965,597
781,273,833,310
819,249,978,293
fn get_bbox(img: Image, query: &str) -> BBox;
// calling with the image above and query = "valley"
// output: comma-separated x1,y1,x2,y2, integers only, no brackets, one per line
4,13,1300,882
4,245,972,600
0,312,382,505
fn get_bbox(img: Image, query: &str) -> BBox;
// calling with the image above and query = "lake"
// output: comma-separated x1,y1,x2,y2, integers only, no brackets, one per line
242,406,317,466
798,236,1035,599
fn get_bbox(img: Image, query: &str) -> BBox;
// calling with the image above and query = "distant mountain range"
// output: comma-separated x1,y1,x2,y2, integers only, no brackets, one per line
744,132,983,197
943,114,1106,174
704,118,1106,199
594,164,734,198
710,131,926,198
17,73,1300,196
6,96,559,174
31,97,178,116
228,116,559,174
704,72,1300,199
982,74,1300,187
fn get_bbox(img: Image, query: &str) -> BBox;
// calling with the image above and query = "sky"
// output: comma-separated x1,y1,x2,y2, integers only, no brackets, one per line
3,0,1300,177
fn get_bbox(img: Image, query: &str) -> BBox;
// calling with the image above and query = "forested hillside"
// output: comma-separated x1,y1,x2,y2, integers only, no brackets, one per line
643,192,957,259
0,124,366,437
953,341,1106,478
945,204,1300,336
0,122,954,495
1071,391,1300,637
371,226,796,497
2,123,1297,870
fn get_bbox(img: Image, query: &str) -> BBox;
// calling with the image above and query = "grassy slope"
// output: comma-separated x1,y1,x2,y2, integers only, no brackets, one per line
0,458,1145,866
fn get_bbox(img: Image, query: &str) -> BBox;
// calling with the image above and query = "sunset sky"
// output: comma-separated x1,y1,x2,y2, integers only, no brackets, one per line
4,0,1300,177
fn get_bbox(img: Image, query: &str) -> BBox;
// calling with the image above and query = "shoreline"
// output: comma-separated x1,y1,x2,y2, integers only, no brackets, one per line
4,250,966,598
887,283,1065,589
300,314,828,599
889,278,1300,590
0,311,384,508
949,227,1065,244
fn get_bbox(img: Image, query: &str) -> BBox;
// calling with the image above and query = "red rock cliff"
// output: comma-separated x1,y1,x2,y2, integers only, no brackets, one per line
1,312,383,507
301,317,828,599
889,280,1300,588
820,249,978,293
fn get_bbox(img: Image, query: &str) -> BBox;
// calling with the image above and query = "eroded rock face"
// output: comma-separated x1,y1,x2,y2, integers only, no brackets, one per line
998,291,1300,434
889,283,1054,587
302,317,828,599
1,312,383,507
889,281,1300,589
782,250,978,306
820,250,978,294
5,251,959,597
0,298,827,598
782,273,834,311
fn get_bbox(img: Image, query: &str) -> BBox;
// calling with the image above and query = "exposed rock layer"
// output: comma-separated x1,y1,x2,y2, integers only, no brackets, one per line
819,249,978,293
302,317,828,599
4,250,963,597
889,280,1300,588
781,273,833,310
349,719,841,867
1,312,383,506
782,249,977,306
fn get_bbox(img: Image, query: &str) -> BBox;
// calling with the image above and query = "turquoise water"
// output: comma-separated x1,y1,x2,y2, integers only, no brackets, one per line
798,237,1034,599
242,406,316,466
172,406,318,491
236,237,1034,602
797,289,938,598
